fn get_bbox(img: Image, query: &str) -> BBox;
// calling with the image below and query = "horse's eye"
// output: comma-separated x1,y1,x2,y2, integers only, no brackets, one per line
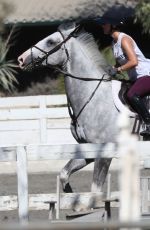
47,39,54,46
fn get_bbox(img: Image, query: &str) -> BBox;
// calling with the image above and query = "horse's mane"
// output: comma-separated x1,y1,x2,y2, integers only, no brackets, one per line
76,31,108,72
58,23,108,73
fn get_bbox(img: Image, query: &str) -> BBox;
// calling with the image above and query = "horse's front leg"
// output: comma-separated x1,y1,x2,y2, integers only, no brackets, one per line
91,158,112,192
60,159,93,193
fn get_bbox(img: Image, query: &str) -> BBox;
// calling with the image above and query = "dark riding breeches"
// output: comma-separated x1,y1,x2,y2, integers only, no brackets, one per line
127,76,150,99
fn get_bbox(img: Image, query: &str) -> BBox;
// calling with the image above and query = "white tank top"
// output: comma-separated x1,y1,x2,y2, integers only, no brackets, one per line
112,32,150,81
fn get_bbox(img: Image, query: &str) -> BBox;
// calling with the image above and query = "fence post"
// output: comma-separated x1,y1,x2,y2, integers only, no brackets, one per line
16,146,28,223
117,109,140,228
56,175,60,220
39,96,47,143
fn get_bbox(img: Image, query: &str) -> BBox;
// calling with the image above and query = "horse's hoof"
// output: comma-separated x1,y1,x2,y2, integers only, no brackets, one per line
63,183,73,193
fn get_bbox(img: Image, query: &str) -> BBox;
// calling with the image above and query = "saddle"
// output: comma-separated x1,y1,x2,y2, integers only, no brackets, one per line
112,79,150,115
112,80,150,136
111,80,137,118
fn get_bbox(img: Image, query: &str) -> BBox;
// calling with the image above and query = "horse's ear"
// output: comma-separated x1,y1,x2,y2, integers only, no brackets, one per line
58,22,76,37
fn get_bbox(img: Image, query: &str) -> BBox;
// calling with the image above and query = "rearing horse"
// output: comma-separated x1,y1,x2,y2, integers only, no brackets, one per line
18,23,136,193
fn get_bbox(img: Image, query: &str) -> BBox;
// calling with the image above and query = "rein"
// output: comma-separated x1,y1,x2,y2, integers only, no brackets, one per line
52,66,111,82
71,73,107,124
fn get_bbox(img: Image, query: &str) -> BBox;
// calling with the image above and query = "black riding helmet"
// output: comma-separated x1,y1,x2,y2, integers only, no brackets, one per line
94,16,124,30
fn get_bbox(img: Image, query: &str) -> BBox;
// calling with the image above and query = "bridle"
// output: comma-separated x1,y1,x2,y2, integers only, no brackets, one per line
24,24,111,82
25,25,81,72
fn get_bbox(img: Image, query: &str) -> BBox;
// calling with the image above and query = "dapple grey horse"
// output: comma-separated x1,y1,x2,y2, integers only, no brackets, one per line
18,23,136,193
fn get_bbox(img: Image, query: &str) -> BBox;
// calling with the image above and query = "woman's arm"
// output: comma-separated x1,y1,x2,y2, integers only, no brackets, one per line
117,36,138,72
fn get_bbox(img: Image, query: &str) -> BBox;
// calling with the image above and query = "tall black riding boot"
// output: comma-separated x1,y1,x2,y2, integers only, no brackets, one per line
129,95,150,137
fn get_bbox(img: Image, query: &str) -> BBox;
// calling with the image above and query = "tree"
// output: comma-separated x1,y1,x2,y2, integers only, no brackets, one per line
0,1,18,94
135,0,150,34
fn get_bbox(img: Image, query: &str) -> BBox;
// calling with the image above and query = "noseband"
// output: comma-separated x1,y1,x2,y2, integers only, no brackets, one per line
24,25,81,71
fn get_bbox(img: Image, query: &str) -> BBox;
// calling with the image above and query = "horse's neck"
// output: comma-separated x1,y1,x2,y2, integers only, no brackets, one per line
63,38,113,113
67,39,100,77
63,37,120,143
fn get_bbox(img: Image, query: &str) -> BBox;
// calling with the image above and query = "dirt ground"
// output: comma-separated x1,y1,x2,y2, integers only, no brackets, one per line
0,169,149,223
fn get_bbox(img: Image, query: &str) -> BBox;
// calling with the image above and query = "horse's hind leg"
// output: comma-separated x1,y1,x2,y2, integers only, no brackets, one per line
91,158,112,192
60,159,93,193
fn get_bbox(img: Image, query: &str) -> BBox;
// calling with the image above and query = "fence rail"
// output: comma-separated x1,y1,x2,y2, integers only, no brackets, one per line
0,220,150,230
0,141,150,161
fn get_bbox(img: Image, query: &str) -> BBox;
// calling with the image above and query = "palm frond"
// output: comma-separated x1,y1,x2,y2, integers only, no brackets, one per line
5,25,21,48
0,35,18,92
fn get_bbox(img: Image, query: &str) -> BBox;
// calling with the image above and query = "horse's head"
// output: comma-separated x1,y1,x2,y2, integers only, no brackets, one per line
18,22,77,71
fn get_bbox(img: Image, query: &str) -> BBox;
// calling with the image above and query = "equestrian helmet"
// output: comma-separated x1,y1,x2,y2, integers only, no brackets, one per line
94,16,124,26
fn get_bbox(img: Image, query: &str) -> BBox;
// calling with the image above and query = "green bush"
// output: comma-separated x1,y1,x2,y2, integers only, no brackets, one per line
14,74,65,96
135,0,150,34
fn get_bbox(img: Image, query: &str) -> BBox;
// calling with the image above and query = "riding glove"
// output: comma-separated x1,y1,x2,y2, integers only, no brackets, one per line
107,66,118,77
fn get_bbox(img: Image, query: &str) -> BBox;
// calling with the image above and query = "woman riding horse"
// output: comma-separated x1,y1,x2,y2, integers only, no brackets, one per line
18,20,150,194
95,16,150,137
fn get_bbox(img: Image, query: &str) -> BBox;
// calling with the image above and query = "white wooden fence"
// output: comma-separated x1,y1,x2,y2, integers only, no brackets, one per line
0,141,150,223
0,95,150,226
0,94,76,145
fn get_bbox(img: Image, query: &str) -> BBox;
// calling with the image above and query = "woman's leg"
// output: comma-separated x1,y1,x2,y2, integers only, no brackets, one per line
127,76,150,136
127,76,150,99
